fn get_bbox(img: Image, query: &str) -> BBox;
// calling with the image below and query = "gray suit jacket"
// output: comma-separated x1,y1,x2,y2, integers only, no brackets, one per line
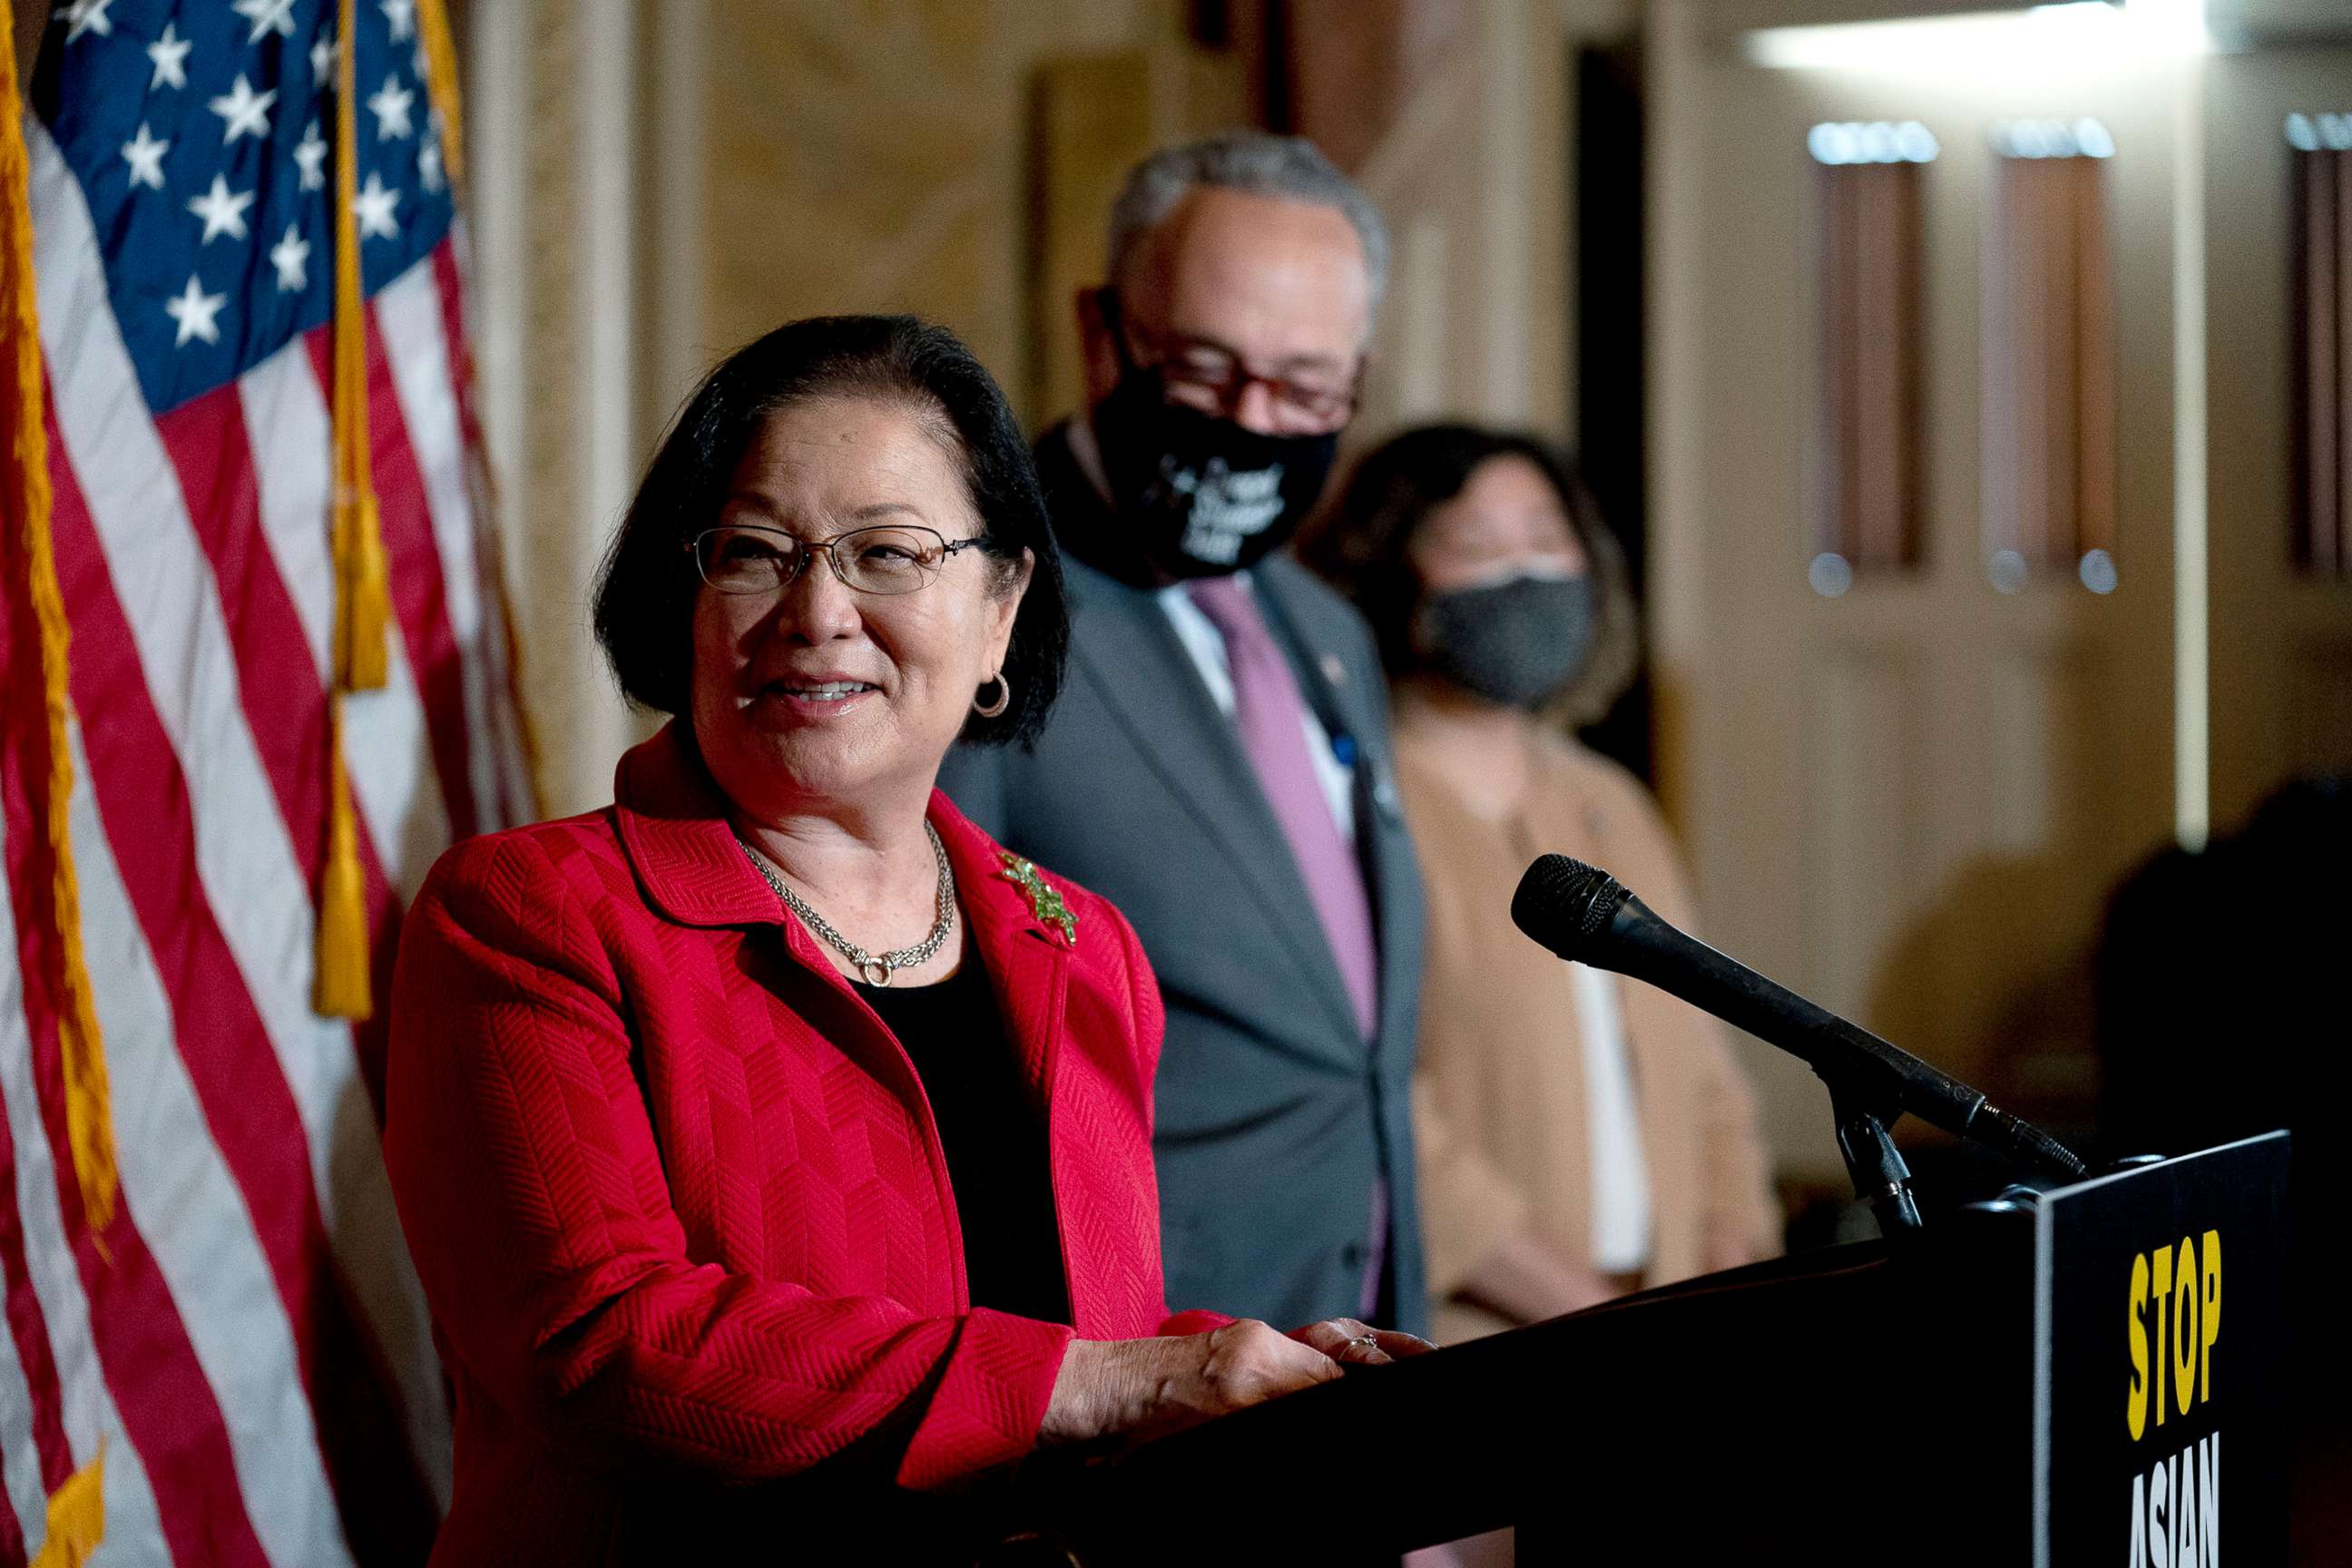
937,427,1427,1336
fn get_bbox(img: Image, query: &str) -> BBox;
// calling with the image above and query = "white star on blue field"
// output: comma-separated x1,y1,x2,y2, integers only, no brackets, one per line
36,0,457,414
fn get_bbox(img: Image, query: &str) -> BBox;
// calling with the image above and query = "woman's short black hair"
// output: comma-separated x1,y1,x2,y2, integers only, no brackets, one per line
592,314,1067,747
1298,423,1638,725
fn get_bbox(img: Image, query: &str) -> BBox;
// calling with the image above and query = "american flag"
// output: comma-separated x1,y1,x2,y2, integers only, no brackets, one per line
1,0,529,1562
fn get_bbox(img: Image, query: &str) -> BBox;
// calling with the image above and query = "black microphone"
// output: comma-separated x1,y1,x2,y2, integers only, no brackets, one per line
1511,854,2087,1181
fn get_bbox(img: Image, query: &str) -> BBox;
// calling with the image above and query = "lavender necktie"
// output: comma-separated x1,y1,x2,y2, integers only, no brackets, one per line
1184,575,1379,1039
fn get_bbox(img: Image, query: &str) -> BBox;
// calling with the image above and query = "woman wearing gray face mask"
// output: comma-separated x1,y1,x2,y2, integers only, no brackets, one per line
1299,425,1779,1357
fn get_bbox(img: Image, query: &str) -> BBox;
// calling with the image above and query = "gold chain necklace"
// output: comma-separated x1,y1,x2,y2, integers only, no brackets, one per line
736,823,956,986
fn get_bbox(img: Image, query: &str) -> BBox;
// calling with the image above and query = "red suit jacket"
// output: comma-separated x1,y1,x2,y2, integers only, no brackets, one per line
385,724,1220,1562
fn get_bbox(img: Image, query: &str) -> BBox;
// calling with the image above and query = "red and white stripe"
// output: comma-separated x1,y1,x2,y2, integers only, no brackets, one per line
0,774,173,1568
1,117,531,1564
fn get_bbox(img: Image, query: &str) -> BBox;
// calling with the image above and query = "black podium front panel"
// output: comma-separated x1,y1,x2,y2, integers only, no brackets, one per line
1013,1134,2293,1564
2035,1132,2290,1568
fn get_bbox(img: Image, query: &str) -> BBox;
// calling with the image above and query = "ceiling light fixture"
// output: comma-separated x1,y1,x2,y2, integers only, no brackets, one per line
1743,0,2209,74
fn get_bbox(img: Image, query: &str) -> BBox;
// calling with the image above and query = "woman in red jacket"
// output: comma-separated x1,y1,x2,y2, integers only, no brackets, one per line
385,315,1427,1562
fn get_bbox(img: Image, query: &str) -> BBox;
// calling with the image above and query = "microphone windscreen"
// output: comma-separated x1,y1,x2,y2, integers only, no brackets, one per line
1511,854,1629,961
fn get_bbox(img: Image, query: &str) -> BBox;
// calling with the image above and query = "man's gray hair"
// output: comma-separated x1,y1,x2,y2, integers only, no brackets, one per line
1106,132,1390,315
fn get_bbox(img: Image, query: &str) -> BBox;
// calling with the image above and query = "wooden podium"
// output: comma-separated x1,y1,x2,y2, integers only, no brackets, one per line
1004,1132,2290,1566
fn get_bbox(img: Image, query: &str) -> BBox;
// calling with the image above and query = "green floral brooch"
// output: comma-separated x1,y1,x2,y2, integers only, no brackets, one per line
998,854,1077,946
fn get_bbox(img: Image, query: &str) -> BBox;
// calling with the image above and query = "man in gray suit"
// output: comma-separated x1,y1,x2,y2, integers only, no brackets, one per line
939,133,1426,1336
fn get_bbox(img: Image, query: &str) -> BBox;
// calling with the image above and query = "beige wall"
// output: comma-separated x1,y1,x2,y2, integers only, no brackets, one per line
1352,0,1575,442
652,0,1194,433
465,0,649,818
642,0,1600,503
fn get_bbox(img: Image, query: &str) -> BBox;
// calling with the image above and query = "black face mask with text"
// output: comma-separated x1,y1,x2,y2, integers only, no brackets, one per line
1075,368,1341,586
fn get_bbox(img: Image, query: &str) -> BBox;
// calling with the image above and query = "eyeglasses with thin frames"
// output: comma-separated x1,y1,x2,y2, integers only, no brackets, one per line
687,523,991,597
1100,290,1363,436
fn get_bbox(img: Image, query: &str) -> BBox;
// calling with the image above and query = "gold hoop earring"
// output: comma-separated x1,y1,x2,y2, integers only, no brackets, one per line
974,672,1011,719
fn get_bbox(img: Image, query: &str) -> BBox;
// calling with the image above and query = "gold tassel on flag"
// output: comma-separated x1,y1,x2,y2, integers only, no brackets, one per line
28,1448,103,1568
317,0,385,1017
313,705,372,1019
418,0,467,196
334,491,390,694
0,0,121,1237
331,0,388,694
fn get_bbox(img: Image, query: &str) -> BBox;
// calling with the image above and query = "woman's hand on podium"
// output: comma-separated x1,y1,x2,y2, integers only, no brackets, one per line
1287,1316,1437,1368
1039,1317,1434,1445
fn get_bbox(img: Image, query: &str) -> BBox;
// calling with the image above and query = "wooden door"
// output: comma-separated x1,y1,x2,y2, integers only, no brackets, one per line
1650,7,2194,1179
2205,39,2352,833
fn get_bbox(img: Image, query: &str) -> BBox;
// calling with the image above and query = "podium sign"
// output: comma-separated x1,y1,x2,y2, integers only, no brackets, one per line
2036,1132,2289,1567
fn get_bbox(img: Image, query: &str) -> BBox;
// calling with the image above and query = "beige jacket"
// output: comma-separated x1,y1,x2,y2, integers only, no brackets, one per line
1396,721,1779,1340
